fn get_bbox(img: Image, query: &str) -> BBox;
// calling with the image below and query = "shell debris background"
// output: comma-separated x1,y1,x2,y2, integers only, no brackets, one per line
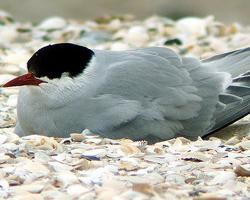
0,11,249,199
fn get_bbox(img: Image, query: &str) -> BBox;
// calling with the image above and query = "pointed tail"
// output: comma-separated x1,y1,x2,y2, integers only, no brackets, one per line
202,47,250,136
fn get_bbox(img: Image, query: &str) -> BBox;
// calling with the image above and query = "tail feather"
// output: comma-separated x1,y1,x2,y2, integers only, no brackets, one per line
202,48,250,137
203,47,250,77
204,96,250,136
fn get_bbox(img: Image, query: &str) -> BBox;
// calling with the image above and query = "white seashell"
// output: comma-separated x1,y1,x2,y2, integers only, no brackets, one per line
41,190,72,200
193,193,227,200
230,33,250,47
66,184,89,196
22,135,64,153
143,155,174,164
2,49,30,66
70,148,86,154
176,17,211,37
243,150,250,157
2,142,18,151
227,152,244,159
6,95,18,107
118,144,142,156
165,174,186,185
0,153,10,164
0,179,9,190
118,173,164,185
1,65,20,75
0,74,17,85
118,161,138,171
48,161,73,172
0,26,18,43
110,42,130,51
182,152,210,162
14,161,50,182
108,19,122,30
216,158,241,167
85,138,102,144
34,151,51,164
234,165,250,177
207,171,236,185
238,140,250,150
80,165,118,185
82,148,107,158
53,171,79,188
193,139,221,151
126,26,149,47
12,193,44,200
225,136,240,145
12,181,46,193
0,134,7,144
38,17,66,30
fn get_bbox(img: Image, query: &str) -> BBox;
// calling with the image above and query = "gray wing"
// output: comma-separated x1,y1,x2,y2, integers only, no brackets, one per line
88,47,250,141
201,47,250,136
89,47,218,140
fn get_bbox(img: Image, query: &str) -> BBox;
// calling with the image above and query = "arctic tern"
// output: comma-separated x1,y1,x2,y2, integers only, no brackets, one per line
3,43,250,142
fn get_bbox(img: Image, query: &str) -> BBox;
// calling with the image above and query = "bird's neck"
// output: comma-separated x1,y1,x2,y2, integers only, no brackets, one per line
26,77,88,108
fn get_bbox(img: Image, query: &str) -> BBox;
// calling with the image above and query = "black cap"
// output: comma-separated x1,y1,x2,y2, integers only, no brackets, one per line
27,43,94,79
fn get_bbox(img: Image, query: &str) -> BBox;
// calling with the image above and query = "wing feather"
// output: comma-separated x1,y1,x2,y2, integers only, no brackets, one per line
93,48,202,139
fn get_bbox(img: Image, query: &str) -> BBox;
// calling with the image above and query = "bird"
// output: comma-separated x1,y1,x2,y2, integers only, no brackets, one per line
3,43,250,143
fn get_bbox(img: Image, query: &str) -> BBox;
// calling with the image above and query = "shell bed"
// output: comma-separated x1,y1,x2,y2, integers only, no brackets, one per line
0,10,249,200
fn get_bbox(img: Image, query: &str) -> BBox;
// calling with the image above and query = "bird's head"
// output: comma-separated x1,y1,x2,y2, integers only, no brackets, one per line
3,43,95,88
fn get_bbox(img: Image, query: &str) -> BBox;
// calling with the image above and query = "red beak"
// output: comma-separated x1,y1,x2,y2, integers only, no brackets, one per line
2,72,47,87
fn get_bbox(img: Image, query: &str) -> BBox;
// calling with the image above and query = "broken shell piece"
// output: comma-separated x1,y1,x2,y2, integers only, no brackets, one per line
41,190,71,200
132,183,154,195
118,161,139,171
66,184,90,196
22,135,64,153
38,17,66,30
12,181,46,193
119,144,142,156
48,161,73,172
0,134,7,144
207,171,236,185
182,152,210,162
176,17,210,37
6,174,23,186
118,173,164,185
193,139,221,151
70,133,85,142
0,153,11,164
238,140,250,150
225,136,240,145
53,171,79,188
126,26,149,47
5,132,20,143
0,179,9,190
11,193,44,200
2,142,18,151
72,159,92,170
81,148,107,159
14,161,50,182
165,174,186,185
193,193,227,200
234,165,250,177
80,155,100,161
